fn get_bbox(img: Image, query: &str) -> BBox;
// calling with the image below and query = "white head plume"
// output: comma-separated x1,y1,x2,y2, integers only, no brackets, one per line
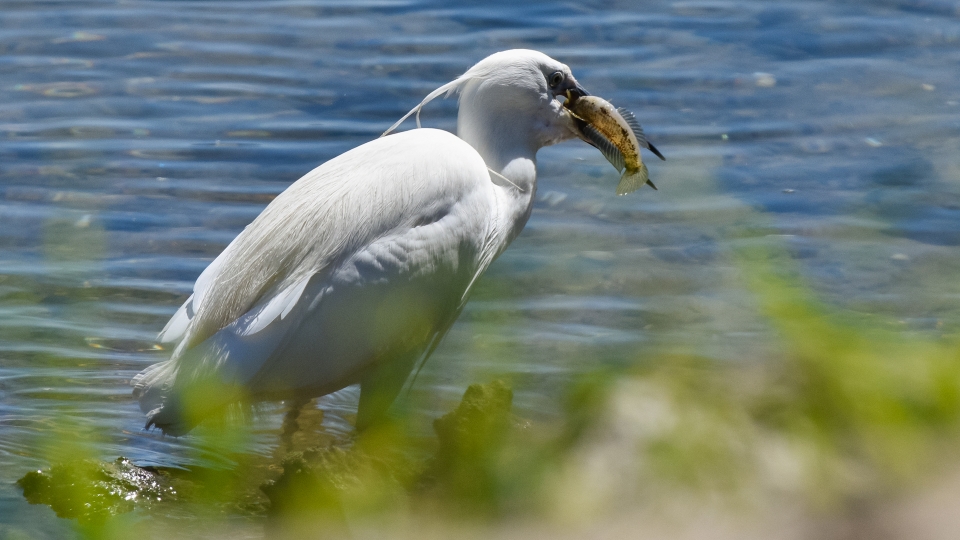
381,49,563,137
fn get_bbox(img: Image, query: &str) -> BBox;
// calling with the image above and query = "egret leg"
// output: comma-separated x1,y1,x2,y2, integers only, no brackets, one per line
356,353,419,430
280,396,310,448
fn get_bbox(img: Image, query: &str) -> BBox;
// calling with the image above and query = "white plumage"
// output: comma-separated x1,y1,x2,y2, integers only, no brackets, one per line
132,49,600,435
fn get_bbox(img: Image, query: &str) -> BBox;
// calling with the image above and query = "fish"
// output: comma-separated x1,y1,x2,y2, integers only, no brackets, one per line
565,93,665,195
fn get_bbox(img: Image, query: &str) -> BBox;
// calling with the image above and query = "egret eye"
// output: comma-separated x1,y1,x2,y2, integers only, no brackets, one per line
548,71,564,89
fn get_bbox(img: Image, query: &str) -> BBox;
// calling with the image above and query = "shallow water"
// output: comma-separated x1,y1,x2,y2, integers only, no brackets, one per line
2,0,960,535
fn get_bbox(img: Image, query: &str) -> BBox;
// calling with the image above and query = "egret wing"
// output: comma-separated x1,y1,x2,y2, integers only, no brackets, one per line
165,129,493,361
234,272,313,337
158,294,193,343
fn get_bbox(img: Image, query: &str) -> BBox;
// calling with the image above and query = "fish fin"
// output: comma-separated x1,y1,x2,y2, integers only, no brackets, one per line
647,141,666,161
616,107,648,146
617,107,665,161
616,162,650,196
582,124,625,172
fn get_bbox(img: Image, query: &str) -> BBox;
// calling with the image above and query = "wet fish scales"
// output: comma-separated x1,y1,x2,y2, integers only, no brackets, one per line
566,95,660,195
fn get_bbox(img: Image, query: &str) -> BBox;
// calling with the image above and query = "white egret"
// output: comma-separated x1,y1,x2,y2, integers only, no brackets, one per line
132,49,661,435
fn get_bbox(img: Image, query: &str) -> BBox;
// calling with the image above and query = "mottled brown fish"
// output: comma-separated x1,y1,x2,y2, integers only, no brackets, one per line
565,93,665,195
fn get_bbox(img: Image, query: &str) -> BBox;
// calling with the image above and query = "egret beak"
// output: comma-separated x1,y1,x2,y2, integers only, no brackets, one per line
562,83,595,145
565,82,590,101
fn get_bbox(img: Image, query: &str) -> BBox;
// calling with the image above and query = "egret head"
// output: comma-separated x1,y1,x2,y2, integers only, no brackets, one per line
451,49,588,103
383,50,586,149
382,50,648,178
452,49,590,151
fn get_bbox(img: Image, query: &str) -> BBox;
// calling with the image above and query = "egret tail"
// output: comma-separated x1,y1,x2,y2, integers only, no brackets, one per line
132,357,245,436
131,360,193,435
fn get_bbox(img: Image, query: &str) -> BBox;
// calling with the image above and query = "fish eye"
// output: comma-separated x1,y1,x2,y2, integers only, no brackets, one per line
548,71,564,88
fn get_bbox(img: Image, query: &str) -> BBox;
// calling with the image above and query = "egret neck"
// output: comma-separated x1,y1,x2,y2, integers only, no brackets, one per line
457,79,543,240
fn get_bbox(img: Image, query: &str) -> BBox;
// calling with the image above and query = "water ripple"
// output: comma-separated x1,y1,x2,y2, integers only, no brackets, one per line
1,0,960,503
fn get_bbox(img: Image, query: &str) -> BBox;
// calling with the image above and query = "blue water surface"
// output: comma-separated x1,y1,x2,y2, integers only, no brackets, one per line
2,0,960,535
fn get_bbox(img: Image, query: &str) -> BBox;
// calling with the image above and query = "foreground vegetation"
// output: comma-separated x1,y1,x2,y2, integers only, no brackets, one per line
17,244,960,540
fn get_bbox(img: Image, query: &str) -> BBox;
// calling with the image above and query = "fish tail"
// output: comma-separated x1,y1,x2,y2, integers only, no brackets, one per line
615,162,653,196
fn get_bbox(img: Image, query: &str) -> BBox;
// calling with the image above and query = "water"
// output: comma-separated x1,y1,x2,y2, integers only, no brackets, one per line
2,0,959,534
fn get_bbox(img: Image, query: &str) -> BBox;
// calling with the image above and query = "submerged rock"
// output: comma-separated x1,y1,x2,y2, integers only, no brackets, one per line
261,451,352,538
423,380,514,486
263,380,520,525
433,379,514,458
416,380,526,516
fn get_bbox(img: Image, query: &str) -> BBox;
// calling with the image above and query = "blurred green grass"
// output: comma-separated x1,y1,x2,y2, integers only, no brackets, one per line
20,240,960,538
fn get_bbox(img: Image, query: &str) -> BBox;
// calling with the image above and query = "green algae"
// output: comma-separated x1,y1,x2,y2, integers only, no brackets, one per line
17,457,177,523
